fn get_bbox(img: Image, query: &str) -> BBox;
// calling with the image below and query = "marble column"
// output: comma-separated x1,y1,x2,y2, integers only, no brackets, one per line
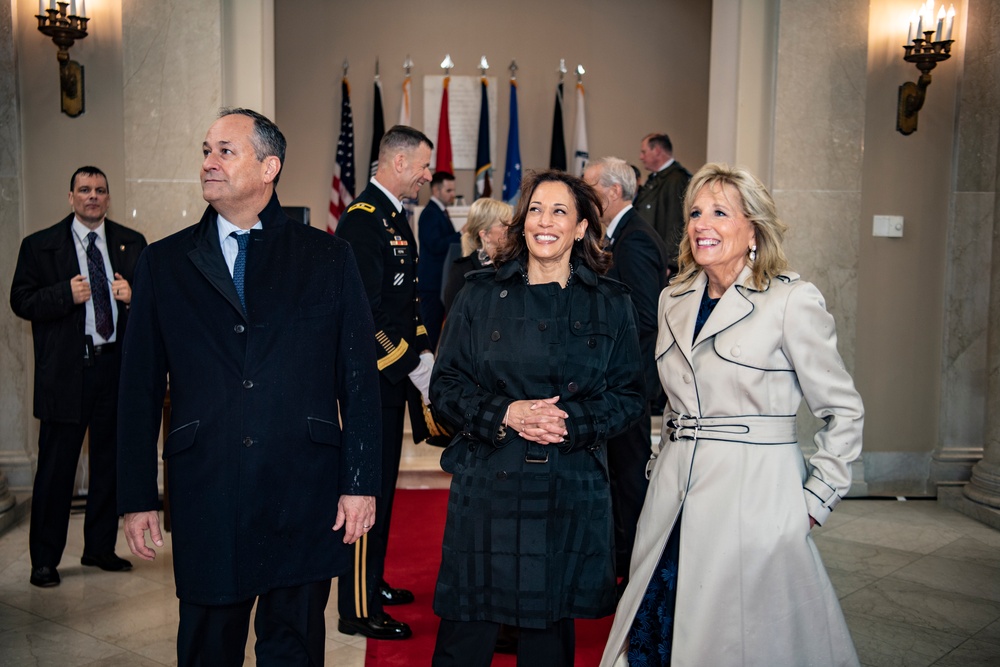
0,0,33,532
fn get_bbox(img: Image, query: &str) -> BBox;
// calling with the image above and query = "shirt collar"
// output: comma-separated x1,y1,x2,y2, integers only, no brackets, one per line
656,157,676,173
217,213,262,245
72,217,106,244
430,196,447,211
605,204,633,239
371,177,403,213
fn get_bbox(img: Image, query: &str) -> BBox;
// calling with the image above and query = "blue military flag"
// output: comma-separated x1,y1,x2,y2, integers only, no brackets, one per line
502,78,522,205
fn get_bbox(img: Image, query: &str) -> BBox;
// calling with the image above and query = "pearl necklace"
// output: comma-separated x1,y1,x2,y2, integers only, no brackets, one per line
525,261,574,286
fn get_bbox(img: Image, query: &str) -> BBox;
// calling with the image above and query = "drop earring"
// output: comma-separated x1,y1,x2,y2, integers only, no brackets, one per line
748,244,757,262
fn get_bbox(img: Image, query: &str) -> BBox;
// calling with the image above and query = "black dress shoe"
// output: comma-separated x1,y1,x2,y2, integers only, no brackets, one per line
338,612,412,640
81,553,132,572
378,582,414,606
30,566,60,587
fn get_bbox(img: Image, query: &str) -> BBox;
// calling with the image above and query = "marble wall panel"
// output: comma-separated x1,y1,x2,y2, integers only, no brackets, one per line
0,0,31,493
955,0,1000,193
122,0,222,244
773,0,868,193
771,189,861,369
941,192,994,448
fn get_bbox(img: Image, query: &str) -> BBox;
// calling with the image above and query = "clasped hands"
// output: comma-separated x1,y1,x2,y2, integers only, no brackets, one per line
506,395,568,445
71,272,132,305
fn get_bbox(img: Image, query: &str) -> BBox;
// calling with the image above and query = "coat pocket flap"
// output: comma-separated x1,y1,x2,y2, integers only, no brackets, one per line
162,420,199,459
306,417,342,446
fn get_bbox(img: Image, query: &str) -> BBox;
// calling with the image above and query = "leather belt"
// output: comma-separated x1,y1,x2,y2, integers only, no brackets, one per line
93,342,117,357
665,413,797,445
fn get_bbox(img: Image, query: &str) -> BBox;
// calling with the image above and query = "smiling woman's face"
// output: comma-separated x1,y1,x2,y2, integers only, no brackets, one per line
524,180,588,266
688,181,756,295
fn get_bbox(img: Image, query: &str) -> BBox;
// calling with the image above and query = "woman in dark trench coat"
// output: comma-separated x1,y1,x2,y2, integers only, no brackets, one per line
429,170,646,667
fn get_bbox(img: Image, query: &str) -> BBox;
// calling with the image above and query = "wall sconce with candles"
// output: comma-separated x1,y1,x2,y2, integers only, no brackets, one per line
897,1,956,135
36,0,90,118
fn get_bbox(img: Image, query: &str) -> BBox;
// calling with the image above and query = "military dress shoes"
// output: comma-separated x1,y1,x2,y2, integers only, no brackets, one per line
338,612,412,640
29,566,60,587
81,553,133,572
379,582,414,606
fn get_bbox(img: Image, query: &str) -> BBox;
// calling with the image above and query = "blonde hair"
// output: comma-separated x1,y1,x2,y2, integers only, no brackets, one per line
673,162,788,292
461,198,512,256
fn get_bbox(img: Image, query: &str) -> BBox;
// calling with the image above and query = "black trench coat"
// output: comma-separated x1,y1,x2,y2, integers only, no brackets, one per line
430,260,645,628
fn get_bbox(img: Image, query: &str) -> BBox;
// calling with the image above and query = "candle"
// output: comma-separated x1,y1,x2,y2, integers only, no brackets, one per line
38,0,43,16
70,0,76,16
907,11,916,45
935,6,945,41
915,11,923,37
946,4,955,40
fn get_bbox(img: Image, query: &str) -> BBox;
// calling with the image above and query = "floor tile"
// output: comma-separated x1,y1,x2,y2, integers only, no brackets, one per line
813,534,922,577
845,612,963,667
890,555,1000,603
930,536,1000,570
930,638,1000,666
0,619,124,667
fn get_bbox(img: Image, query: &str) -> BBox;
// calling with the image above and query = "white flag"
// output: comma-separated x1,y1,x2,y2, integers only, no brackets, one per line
399,75,412,126
571,82,589,177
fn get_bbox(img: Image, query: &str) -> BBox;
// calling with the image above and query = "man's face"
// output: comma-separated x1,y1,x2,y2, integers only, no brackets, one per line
400,144,433,200
583,165,612,224
639,139,662,172
435,179,456,206
68,173,110,228
201,114,272,211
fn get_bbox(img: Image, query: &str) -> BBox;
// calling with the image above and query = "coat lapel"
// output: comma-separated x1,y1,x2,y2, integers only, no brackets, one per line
693,265,755,347
187,207,246,320
664,271,704,366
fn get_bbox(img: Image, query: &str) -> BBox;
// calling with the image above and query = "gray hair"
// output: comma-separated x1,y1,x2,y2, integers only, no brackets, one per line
590,156,637,201
379,125,433,164
218,107,286,184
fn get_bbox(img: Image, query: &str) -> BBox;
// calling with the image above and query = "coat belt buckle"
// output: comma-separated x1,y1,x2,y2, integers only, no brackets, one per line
524,450,549,464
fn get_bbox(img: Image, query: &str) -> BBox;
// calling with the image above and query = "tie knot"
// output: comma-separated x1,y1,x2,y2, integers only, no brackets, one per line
231,231,249,249
87,231,98,247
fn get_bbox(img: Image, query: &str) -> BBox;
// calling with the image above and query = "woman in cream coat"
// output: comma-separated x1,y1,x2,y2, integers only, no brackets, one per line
600,163,863,667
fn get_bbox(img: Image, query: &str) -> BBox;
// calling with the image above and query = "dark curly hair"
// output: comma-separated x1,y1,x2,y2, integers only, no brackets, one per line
493,169,611,275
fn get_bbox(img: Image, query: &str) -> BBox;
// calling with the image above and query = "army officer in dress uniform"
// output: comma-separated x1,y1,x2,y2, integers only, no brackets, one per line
335,125,437,640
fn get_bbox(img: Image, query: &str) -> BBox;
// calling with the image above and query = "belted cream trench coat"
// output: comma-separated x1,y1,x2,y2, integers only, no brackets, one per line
601,266,863,667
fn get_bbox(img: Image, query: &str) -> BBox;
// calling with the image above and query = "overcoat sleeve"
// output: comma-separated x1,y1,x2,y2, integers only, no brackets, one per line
782,281,864,525
10,237,77,323
117,248,168,513
557,289,645,451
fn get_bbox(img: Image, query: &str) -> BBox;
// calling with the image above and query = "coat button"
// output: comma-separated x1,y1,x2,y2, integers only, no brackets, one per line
538,322,547,331
234,324,245,333
573,321,582,330
500,289,508,298
497,379,506,389
243,437,253,448
491,331,501,341
682,374,692,384
731,346,741,357
243,380,253,389
587,338,596,348
497,471,508,480
468,443,475,452
567,381,579,393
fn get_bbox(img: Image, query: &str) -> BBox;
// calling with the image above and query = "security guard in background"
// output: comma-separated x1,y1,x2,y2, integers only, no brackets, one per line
335,125,436,640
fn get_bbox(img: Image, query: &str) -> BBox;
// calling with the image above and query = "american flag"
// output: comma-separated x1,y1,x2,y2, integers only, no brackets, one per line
328,78,356,234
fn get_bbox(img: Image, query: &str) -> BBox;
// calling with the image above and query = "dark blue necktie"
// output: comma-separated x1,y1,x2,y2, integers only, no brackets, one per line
86,232,114,339
231,231,248,312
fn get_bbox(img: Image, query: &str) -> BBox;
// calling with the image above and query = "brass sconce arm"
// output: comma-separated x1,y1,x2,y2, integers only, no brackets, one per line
36,1,90,118
896,32,953,135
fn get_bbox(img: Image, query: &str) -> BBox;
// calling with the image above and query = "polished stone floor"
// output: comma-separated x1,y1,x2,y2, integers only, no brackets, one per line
0,497,998,666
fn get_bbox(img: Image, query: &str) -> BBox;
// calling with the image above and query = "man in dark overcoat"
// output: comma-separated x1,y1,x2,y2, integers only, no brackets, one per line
417,170,459,349
585,157,670,588
11,165,145,588
334,125,436,640
635,133,692,273
117,108,382,666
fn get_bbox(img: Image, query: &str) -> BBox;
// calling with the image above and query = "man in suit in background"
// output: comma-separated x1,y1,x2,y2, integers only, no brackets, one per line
585,157,670,589
635,133,692,274
417,170,459,350
336,125,437,640
10,166,146,588
117,108,382,665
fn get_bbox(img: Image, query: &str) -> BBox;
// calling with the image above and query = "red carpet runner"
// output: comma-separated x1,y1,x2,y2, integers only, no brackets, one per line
367,488,615,666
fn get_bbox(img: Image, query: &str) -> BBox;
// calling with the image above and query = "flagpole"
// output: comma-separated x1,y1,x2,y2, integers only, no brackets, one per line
328,60,356,234
502,60,522,206
571,64,589,177
475,55,492,199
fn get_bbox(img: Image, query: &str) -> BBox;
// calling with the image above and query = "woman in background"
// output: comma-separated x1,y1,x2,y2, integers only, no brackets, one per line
441,197,511,314
601,163,863,667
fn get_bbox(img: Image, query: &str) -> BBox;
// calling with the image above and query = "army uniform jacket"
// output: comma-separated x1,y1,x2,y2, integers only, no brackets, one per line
337,181,430,410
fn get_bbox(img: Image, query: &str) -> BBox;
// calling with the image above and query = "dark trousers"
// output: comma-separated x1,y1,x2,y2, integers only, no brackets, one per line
177,579,330,667
432,618,575,667
29,350,120,568
607,406,652,577
419,291,445,351
338,405,404,619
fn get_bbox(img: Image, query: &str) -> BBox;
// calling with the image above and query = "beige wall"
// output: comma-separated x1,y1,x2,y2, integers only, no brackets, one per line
273,0,712,225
